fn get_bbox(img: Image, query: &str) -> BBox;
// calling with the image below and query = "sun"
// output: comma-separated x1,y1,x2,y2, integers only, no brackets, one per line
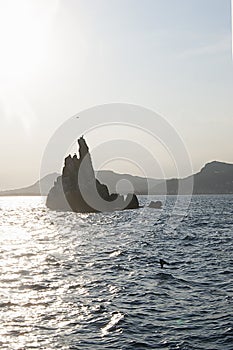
0,0,60,132
0,0,59,83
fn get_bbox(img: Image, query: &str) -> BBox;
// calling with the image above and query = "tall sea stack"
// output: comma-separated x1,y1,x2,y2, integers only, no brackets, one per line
46,137,139,212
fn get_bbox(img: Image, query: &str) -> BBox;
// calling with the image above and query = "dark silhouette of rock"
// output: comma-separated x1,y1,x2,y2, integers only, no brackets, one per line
46,137,139,213
124,193,139,209
148,200,162,209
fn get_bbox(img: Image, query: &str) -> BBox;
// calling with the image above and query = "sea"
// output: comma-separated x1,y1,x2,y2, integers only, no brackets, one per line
0,195,232,350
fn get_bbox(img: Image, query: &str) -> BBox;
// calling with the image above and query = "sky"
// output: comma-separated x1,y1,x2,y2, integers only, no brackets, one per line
0,0,232,189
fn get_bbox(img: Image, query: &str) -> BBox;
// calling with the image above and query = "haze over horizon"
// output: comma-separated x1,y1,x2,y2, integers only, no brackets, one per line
0,0,233,190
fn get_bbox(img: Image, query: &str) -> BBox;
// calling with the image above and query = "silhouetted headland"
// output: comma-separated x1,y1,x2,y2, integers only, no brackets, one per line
1,160,233,197
46,137,139,213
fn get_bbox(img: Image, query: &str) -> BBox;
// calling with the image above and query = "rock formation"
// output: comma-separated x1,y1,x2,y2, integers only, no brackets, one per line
148,200,162,209
46,136,139,212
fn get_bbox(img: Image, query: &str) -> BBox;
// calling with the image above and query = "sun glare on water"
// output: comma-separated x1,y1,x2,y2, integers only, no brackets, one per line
0,225,31,243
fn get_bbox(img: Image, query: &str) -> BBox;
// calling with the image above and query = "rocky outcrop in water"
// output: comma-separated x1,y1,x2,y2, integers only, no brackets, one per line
148,200,162,209
46,137,139,212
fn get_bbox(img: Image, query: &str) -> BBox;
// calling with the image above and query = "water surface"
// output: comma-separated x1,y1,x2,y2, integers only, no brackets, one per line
0,195,232,349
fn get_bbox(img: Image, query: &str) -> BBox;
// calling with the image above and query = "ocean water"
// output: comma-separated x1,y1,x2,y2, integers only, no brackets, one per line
0,195,232,350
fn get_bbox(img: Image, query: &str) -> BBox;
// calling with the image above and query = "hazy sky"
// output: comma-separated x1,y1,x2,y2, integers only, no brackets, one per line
0,0,232,189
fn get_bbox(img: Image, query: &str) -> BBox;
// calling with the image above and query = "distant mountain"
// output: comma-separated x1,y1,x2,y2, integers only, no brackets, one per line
0,171,160,196
192,161,233,194
152,161,233,195
0,173,59,196
0,161,233,196
95,170,163,195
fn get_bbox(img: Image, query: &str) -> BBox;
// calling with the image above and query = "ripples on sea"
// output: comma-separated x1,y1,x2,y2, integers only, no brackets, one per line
0,195,232,349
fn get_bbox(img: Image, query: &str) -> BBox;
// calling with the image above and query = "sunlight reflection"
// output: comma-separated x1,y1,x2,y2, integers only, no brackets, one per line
101,312,124,337
0,226,31,242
